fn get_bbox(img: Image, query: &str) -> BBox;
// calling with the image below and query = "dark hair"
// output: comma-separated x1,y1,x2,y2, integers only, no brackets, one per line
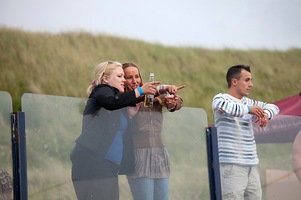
226,65,251,88
122,62,138,70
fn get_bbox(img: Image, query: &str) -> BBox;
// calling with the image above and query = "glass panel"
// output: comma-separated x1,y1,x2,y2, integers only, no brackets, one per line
21,93,84,199
164,107,209,199
0,91,14,199
254,115,301,200
216,114,301,200
21,93,209,199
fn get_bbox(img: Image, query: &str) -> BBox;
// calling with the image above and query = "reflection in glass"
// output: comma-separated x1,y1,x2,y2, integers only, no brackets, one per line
254,115,301,200
0,91,13,200
21,93,209,199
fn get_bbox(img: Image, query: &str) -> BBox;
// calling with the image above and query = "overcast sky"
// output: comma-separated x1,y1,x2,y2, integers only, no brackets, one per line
1,0,300,50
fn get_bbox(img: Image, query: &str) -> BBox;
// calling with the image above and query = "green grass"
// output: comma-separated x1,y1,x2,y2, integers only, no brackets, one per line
1,27,301,124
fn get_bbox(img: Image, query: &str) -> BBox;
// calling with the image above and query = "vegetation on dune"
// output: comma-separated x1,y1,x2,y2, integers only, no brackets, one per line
1,27,300,123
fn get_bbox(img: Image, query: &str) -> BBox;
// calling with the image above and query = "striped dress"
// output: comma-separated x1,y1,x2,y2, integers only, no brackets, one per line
212,93,279,166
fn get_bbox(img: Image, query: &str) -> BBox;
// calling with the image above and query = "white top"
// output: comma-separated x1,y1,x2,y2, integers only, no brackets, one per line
212,93,279,166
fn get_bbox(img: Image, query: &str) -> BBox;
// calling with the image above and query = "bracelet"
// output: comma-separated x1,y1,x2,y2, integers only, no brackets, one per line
137,87,144,96
247,106,250,113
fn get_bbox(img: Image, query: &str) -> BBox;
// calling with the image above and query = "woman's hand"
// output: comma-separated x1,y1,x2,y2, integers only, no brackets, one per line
164,93,182,112
135,81,161,98
128,103,141,119
157,84,186,95
167,85,186,94
142,81,161,95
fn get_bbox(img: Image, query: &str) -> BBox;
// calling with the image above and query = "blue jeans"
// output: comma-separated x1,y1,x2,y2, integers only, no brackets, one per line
127,177,169,200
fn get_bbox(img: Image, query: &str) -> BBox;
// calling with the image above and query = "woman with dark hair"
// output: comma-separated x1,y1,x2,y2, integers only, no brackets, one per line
122,62,184,200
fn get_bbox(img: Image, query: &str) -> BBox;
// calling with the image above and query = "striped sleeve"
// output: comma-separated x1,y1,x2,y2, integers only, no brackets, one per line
212,93,249,117
245,97,280,119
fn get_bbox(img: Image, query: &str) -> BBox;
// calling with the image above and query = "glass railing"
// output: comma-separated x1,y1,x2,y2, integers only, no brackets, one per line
1,90,299,200
21,93,209,199
254,115,301,200
0,91,14,199
216,114,301,200
21,93,83,199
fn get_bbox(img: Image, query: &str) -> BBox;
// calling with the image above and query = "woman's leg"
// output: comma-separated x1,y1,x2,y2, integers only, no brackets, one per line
71,150,119,200
73,177,119,200
154,178,169,200
128,177,154,200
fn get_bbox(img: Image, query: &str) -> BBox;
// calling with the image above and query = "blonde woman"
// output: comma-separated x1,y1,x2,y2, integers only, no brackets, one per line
70,61,159,200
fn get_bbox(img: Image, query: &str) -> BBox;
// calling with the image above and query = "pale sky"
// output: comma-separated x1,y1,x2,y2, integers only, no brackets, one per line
0,0,300,50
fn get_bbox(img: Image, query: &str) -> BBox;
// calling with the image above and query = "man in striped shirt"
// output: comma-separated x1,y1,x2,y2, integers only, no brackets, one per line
212,65,279,200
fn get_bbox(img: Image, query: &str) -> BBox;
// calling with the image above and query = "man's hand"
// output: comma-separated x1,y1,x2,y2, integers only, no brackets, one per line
249,106,265,118
250,106,269,127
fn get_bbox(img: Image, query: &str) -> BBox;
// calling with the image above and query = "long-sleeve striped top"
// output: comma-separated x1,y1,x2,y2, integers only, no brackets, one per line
212,93,279,166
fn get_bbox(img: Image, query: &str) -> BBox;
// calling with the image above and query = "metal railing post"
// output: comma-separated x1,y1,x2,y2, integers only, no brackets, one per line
11,112,28,200
206,127,222,200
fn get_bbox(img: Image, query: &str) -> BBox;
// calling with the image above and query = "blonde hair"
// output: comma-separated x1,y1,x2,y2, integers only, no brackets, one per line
87,60,122,95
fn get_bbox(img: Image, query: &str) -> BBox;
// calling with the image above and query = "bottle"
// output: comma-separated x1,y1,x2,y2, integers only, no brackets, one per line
144,73,155,108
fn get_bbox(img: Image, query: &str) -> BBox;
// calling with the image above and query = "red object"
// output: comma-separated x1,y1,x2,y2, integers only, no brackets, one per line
274,93,301,116
254,93,301,143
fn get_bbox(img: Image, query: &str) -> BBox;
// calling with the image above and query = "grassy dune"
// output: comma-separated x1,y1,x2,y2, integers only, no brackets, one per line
1,27,301,124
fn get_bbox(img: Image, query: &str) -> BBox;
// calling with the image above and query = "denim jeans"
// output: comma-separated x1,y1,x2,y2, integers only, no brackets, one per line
127,177,169,200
